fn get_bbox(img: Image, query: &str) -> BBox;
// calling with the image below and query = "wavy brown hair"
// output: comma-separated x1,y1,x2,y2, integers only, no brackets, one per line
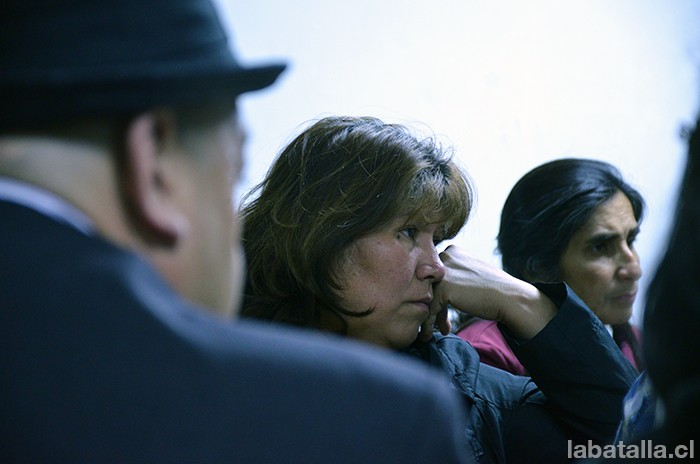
240,116,473,333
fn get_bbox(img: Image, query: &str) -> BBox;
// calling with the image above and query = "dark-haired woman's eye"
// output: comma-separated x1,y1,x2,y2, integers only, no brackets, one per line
591,241,610,255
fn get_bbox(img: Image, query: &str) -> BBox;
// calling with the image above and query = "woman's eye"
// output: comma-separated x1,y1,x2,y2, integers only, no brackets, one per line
399,227,417,240
591,242,611,255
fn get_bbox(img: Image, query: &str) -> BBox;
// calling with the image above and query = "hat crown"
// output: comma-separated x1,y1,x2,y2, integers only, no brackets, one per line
1,0,237,77
0,0,285,131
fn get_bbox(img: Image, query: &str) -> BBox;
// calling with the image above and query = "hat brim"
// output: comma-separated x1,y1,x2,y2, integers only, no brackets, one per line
0,61,286,131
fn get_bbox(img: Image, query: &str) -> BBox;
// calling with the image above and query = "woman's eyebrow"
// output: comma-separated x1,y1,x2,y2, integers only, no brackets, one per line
585,232,618,245
585,226,640,245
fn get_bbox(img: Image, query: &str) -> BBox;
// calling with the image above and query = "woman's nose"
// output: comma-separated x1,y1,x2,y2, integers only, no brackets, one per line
417,247,446,282
618,246,642,281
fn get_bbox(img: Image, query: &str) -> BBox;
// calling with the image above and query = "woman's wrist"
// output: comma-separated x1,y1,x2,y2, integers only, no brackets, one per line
498,281,558,339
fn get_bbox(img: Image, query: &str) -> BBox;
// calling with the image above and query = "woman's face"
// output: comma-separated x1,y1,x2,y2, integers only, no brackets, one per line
558,191,642,325
332,215,446,349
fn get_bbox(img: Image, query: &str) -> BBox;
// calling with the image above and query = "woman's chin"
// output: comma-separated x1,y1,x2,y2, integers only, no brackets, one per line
598,306,634,326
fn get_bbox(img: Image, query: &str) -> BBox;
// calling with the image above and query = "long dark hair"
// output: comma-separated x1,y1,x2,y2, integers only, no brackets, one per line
644,119,700,417
497,158,645,282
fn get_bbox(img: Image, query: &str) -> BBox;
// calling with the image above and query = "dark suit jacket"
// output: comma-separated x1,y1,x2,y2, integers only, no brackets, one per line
0,200,469,463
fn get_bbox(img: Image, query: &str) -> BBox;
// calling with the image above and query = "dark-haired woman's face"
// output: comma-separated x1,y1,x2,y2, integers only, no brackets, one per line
558,191,642,325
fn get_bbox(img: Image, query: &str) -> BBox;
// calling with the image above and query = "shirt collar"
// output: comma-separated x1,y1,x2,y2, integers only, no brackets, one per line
0,177,95,235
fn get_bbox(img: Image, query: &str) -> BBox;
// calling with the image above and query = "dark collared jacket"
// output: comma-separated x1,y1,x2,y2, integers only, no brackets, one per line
405,283,637,464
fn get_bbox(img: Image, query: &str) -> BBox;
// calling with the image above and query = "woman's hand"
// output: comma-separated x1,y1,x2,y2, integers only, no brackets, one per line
429,245,557,340
418,306,451,342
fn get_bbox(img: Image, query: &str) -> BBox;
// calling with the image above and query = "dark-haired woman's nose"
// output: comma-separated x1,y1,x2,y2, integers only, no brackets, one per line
618,245,642,281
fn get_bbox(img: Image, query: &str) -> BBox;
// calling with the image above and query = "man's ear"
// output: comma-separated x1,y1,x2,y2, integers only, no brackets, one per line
120,110,189,246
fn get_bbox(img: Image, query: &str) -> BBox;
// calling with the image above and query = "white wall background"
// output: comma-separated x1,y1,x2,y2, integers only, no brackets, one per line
216,0,700,326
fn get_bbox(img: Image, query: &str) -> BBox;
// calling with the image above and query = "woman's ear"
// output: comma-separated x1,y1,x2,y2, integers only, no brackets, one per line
120,110,189,246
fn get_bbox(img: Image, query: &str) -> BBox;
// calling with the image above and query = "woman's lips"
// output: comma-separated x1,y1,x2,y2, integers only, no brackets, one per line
611,291,637,305
411,298,433,315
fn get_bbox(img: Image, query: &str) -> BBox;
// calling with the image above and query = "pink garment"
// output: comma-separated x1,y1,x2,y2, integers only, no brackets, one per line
616,325,643,371
456,319,641,376
456,320,528,376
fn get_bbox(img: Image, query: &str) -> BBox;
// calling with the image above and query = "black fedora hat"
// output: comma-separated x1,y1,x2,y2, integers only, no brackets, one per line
0,0,286,131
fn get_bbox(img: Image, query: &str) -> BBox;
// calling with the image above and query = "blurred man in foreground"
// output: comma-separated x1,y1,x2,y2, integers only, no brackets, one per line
0,1,469,462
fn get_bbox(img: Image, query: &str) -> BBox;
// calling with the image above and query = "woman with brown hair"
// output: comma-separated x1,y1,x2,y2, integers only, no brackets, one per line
241,115,636,463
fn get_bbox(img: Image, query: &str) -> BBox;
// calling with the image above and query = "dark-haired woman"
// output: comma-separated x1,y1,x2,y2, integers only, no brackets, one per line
457,158,645,375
